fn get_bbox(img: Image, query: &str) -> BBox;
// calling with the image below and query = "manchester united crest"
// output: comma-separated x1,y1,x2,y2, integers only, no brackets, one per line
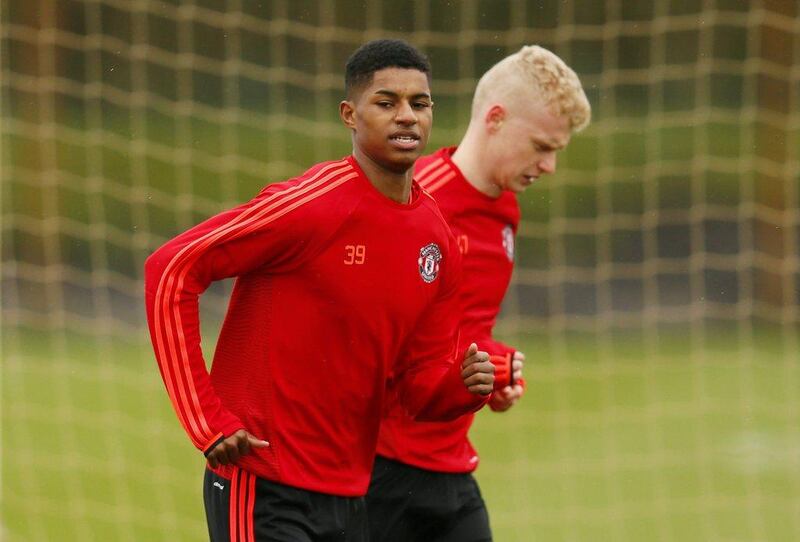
502,225,515,262
418,243,442,283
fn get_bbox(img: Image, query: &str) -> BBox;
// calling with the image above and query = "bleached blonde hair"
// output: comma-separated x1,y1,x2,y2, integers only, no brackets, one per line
472,45,591,132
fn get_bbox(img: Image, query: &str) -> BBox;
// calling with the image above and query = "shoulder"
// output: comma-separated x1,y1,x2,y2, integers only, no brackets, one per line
414,147,458,191
258,159,363,207
257,158,358,197
251,158,364,227
416,189,458,244
413,149,446,178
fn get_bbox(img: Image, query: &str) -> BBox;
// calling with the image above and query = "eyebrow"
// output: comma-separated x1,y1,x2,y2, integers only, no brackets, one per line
533,136,567,151
373,89,432,101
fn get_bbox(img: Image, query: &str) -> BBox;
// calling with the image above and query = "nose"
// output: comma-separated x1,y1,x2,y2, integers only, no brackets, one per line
395,100,417,125
539,151,556,175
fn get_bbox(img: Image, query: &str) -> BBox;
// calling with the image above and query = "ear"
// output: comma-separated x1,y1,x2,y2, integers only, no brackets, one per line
484,104,506,133
339,100,356,129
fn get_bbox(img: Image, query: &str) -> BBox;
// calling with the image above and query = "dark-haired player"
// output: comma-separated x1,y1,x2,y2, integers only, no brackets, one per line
144,39,495,542
367,45,592,542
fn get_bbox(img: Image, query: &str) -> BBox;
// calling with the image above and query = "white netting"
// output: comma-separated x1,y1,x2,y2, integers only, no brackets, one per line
2,1,798,540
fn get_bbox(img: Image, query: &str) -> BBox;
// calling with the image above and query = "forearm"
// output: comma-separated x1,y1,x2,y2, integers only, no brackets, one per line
401,360,489,422
144,248,243,452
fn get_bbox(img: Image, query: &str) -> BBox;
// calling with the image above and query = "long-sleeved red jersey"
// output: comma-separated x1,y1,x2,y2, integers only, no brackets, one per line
376,146,520,473
144,156,487,496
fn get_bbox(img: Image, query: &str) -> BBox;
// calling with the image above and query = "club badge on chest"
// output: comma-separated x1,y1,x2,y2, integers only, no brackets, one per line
502,225,515,262
418,243,442,283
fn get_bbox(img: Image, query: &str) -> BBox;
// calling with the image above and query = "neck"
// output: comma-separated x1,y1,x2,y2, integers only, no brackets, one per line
352,147,413,203
451,127,502,198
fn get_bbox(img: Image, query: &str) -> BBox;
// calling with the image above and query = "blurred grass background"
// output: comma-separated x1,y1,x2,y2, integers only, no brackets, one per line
4,327,799,541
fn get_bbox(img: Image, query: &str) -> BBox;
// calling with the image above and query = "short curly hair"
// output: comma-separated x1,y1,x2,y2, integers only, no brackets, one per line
472,45,591,132
345,39,431,99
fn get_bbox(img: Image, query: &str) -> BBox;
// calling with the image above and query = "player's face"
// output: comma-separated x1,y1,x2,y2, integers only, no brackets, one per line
486,101,571,194
340,68,433,174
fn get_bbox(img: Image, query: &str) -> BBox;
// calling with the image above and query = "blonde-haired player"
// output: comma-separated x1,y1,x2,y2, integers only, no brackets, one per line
367,45,591,542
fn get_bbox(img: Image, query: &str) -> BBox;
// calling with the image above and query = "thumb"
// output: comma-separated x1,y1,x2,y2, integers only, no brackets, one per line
247,434,270,448
462,343,478,367
465,342,478,357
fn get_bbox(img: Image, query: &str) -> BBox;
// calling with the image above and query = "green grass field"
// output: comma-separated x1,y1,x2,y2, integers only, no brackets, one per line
3,326,798,541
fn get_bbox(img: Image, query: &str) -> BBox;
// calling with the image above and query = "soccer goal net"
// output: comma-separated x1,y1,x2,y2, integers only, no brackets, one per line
2,1,798,540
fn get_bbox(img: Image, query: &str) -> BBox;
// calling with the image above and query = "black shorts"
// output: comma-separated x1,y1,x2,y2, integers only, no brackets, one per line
203,467,368,542
365,456,492,542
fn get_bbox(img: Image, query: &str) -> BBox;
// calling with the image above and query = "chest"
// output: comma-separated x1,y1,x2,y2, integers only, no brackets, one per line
300,211,450,323
451,212,516,276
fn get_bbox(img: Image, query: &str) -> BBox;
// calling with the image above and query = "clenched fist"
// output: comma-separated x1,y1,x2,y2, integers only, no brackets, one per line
460,343,494,396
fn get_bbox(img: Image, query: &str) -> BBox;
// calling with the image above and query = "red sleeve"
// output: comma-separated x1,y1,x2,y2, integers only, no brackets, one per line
478,338,516,358
393,235,489,422
143,182,332,454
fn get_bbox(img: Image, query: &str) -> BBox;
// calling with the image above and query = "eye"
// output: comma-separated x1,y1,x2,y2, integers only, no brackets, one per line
376,101,393,108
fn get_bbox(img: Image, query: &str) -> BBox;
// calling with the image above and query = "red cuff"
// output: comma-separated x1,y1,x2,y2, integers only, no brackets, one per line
200,419,246,455
489,353,513,390
202,432,226,456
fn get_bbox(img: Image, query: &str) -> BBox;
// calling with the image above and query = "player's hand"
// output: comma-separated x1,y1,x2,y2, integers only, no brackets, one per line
206,429,269,469
490,352,526,412
461,343,494,396
511,351,524,383
489,384,525,411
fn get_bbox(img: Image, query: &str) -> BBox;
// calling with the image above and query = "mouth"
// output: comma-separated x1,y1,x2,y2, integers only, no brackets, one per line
389,133,421,151
521,175,538,186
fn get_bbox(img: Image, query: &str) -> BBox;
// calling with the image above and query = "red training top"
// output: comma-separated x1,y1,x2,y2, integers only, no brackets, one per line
377,146,520,473
144,156,487,496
